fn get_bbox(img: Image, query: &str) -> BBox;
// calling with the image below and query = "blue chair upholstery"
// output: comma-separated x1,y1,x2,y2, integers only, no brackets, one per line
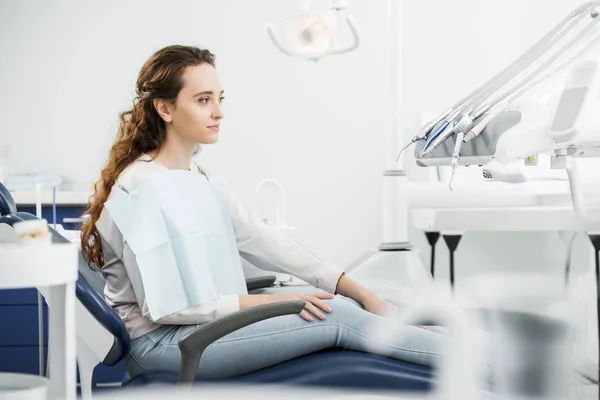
0,183,435,393
0,182,16,216
126,349,434,391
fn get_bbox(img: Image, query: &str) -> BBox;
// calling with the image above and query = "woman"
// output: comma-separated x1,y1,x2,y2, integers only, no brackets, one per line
80,45,447,380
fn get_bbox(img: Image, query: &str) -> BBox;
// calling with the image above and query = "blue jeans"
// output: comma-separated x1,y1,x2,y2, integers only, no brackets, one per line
125,296,448,380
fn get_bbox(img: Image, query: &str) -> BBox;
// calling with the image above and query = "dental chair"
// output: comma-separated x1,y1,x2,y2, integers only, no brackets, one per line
0,183,436,397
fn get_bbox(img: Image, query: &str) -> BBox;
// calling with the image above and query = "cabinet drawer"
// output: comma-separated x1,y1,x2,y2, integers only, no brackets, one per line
0,347,126,384
0,305,47,346
0,289,39,305
0,346,41,374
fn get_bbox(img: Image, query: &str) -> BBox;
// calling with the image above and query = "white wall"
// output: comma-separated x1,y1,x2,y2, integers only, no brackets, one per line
1,0,597,356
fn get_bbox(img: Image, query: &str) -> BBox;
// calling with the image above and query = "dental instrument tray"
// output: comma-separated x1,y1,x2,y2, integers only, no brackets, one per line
414,111,522,167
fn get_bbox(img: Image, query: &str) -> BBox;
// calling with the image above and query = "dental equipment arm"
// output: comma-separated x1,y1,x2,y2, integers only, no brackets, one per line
412,2,600,195
411,1,600,188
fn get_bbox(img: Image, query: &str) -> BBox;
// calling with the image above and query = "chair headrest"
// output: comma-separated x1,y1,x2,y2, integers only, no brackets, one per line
0,182,17,216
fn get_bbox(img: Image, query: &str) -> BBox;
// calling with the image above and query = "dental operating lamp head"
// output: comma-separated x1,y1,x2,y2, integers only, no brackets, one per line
266,0,361,62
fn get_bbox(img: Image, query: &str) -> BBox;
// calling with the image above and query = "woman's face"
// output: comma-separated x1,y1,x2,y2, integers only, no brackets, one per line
164,63,225,145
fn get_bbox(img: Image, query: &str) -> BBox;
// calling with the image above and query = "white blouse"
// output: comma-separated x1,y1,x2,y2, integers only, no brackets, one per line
95,154,345,339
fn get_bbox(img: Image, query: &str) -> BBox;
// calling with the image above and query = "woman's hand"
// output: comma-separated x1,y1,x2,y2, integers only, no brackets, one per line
269,293,335,322
239,293,335,322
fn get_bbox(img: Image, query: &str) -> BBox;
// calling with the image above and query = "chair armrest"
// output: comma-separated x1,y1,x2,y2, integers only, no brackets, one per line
177,300,305,384
245,275,277,291
0,214,24,226
15,212,37,221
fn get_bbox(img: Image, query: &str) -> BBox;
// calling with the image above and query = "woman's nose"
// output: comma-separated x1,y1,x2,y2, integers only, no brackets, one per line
212,103,224,120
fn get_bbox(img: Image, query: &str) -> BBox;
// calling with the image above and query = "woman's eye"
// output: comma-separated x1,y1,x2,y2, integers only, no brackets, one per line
219,96,225,104
199,97,209,104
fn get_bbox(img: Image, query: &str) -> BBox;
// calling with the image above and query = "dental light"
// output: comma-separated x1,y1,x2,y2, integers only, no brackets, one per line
266,0,361,62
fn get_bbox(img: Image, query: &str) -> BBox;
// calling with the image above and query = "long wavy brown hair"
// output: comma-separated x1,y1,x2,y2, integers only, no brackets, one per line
81,45,216,270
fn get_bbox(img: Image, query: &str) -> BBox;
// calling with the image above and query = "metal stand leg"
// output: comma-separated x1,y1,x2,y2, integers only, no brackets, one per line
588,234,600,380
425,232,440,277
443,235,462,295
558,231,576,291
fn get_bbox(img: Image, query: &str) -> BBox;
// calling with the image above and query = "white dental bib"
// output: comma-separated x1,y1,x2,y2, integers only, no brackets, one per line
104,168,248,321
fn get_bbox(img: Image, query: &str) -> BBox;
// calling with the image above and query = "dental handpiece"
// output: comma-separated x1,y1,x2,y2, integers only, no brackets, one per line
397,108,454,162
422,123,455,155
449,131,466,191
463,101,510,144
422,120,450,150
463,113,495,143
421,108,465,153
452,131,466,168
423,111,474,155
450,115,472,171
419,108,453,139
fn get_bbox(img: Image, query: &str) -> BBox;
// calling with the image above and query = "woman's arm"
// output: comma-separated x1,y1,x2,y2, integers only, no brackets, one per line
335,274,397,317
219,181,395,316
221,180,344,294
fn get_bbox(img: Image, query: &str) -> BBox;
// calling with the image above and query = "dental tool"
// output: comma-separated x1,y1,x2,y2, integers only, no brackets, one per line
421,108,465,152
463,113,498,144
423,109,474,155
447,110,476,189
449,131,466,191
397,108,454,161
421,119,451,151
421,108,454,137
463,101,510,144
422,121,455,155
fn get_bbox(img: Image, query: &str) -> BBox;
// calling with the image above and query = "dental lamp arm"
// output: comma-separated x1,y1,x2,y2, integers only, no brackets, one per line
328,14,361,55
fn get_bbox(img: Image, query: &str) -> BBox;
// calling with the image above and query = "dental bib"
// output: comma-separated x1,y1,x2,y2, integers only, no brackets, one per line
104,169,248,321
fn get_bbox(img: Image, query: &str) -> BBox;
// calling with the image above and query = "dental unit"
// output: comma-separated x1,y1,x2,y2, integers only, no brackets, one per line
403,2,600,190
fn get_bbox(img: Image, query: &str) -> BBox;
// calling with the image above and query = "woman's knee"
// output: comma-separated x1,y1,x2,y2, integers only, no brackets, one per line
322,296,370,324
